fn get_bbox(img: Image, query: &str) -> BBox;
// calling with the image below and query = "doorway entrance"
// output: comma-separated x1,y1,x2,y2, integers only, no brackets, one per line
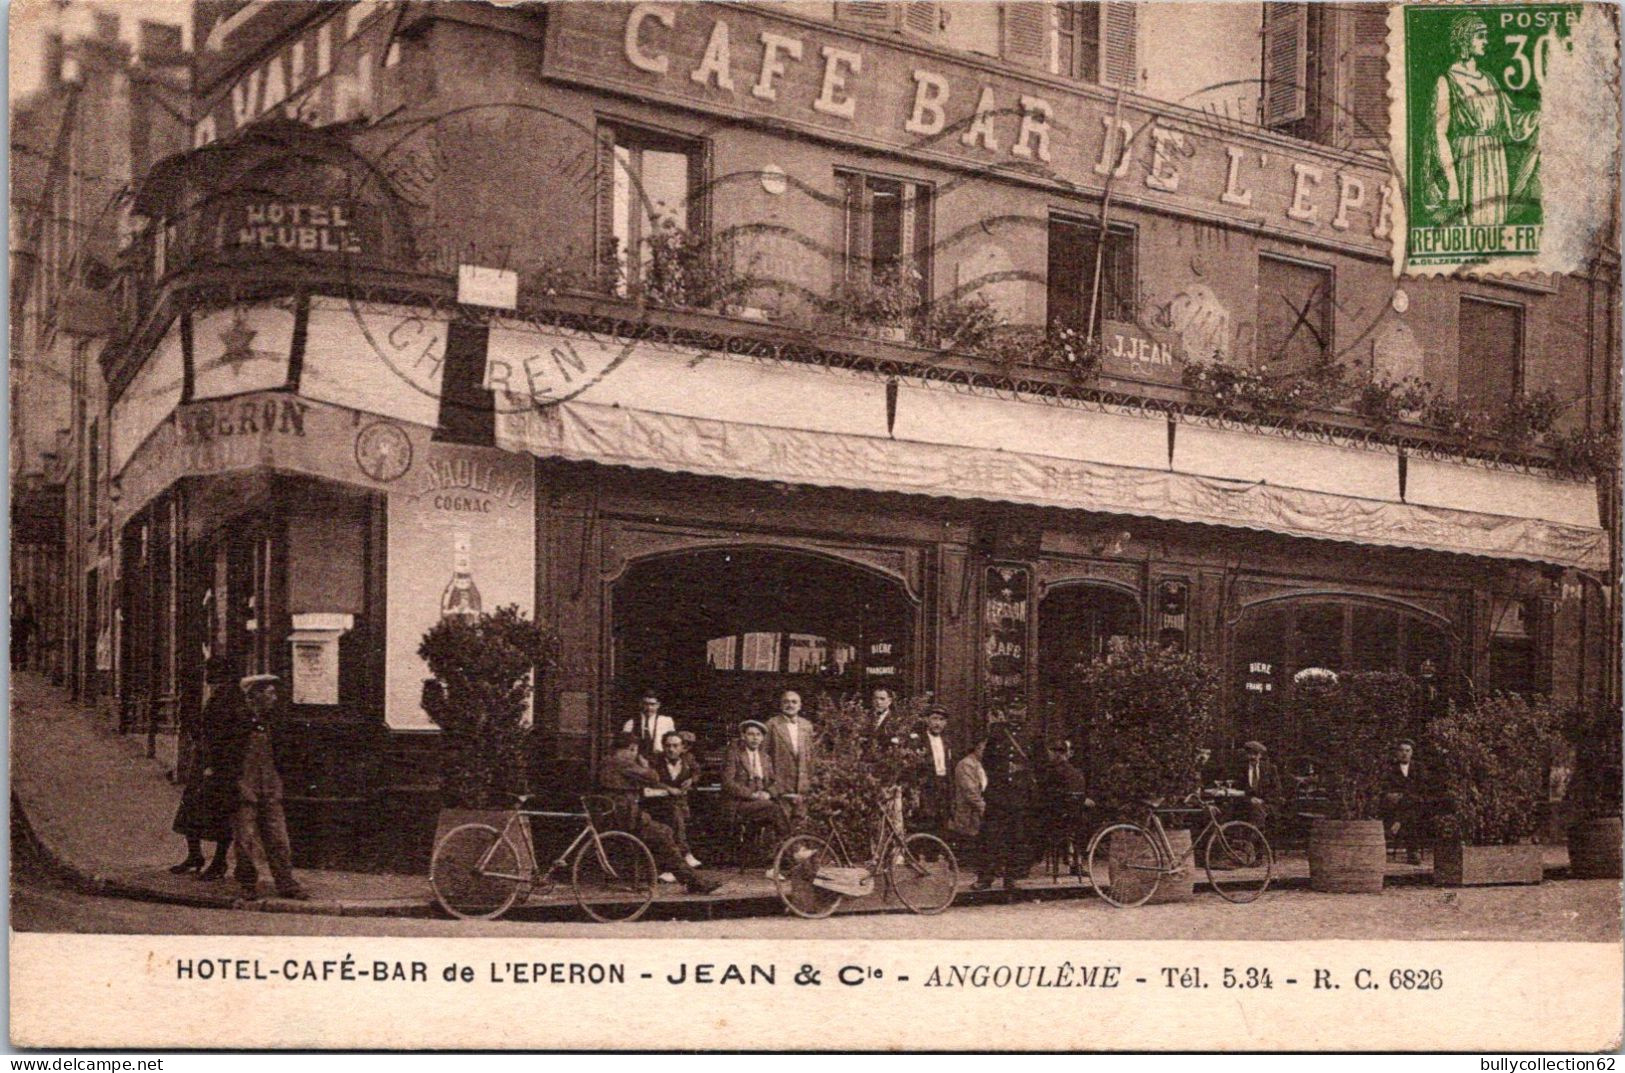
611,547,916,761
1036,582,1142,742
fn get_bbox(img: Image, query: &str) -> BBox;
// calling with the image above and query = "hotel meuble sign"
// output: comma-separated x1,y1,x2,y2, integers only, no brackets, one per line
544,3,1396,255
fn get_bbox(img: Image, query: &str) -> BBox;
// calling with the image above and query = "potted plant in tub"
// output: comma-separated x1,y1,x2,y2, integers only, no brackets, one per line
419,605,559,869
1427,693,1559,886
1296,670,1418,893
1563,704,1623,879
1075,641,1220,903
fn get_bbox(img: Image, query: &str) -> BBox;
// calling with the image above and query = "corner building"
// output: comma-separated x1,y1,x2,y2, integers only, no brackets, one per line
106,1,1616,864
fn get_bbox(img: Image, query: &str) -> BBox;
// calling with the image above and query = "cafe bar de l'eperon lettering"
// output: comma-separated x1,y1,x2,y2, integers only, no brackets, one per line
32,0,1613,870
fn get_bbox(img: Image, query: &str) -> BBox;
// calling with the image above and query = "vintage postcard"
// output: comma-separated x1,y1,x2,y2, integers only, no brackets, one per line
8,0,1622,1053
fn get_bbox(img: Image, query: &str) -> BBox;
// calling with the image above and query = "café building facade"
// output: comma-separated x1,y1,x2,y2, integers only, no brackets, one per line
103,1,1614,861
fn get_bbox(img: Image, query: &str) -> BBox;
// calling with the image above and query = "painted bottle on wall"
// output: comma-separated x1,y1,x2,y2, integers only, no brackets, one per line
440,531,483,618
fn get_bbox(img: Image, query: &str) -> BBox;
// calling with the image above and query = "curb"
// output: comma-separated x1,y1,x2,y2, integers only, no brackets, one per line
17,789,1576,922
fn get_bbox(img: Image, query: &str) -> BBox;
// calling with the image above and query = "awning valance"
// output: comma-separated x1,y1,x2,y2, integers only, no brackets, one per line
480,337,1606,573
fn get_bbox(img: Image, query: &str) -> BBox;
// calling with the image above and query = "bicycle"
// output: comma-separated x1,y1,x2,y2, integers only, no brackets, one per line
1084,786,1273,907
429,793,657,922
772,803,959,919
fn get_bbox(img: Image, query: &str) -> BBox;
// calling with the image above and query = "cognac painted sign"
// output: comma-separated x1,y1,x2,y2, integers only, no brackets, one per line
544,3,1394,253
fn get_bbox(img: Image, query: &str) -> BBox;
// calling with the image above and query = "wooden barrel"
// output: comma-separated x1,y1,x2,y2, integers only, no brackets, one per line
1148,828,1195,904
1568,817,1623,879
1308,818,1386,893
1107,828,1194,904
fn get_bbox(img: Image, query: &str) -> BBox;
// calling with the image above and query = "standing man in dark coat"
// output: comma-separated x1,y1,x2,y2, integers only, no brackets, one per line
10,585,35,670
1381,738,1428,864
219,674,308,901
912,705,956,837
970,714,1032,893
169,654,239,878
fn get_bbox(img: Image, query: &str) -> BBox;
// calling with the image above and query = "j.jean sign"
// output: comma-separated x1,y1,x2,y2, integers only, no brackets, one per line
544,4,1394,255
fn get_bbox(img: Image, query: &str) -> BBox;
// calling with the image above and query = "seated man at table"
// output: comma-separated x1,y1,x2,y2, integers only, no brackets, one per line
600,733,720,894
1232,740,1281,831
648,730,702,869
1033,739,1093,865
722,720,792,875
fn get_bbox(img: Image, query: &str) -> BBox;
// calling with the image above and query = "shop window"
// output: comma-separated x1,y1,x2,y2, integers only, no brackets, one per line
837,170,932,300
705,632,859,676
1257,255,1331,371
1458,297,1523,412
598,123,705,294
614,548,912,757
1048,215,1136,330
1488,597,1536,695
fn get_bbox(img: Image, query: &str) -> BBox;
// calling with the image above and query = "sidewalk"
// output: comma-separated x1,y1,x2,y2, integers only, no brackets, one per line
9,671,1572,922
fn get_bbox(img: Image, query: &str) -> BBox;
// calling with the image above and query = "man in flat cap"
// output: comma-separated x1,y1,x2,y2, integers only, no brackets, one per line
1233,740,1281,832
217,674,308,901
722,719,791,874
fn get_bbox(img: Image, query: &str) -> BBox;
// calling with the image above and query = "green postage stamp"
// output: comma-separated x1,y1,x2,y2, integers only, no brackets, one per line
1392,2,1618,277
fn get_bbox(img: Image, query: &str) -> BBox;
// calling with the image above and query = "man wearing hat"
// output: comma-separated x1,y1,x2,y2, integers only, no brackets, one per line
912,705,956,837
722,720,791,874
601,733,720,894
1233,740,1281,831
217,674,309,901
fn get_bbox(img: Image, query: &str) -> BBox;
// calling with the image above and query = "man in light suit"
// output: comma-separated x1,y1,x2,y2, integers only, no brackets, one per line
621,688,676,760
765,690,818,819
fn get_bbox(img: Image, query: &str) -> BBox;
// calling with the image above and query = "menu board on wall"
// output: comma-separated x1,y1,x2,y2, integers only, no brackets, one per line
384,445,535,730
982,564,1031,722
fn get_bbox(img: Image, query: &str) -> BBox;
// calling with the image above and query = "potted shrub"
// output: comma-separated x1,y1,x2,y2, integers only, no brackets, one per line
419,605,559,867
1075,642,1220,902
1295,671,1417,893
1563,705,1623,879
1427,693,1560,885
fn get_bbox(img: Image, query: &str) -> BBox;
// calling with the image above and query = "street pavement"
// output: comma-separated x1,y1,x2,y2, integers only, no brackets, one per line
7,671,1594,926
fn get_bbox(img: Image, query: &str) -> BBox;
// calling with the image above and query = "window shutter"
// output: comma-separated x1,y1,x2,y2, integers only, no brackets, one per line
595,127,618,289
835,2,900,31
1000,2,1050,70
902,2,942,38
1262,2,1309,126
1100,2,1138,88
1348,4,1389,151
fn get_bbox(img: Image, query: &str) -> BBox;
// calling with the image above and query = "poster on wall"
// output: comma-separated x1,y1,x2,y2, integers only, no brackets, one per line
982,564,1031,724
384,444,535,730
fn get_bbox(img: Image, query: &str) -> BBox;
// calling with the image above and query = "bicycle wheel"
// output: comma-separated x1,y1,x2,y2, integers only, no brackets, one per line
774,834,843,919
430,823,523,920
1085,823,1164,908
1205,821,1273,903
891,834,959,915
572,830,657,923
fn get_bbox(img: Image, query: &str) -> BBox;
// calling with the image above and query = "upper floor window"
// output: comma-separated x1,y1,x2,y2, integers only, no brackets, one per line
834,2,945,40
1055,3,1100,82
837,169,933,296
1047,215,1136,329
598,123,705,294
1052,2,1137,87
1263,3,1386,151
1256,254,1331,370
1458,296,1524,410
